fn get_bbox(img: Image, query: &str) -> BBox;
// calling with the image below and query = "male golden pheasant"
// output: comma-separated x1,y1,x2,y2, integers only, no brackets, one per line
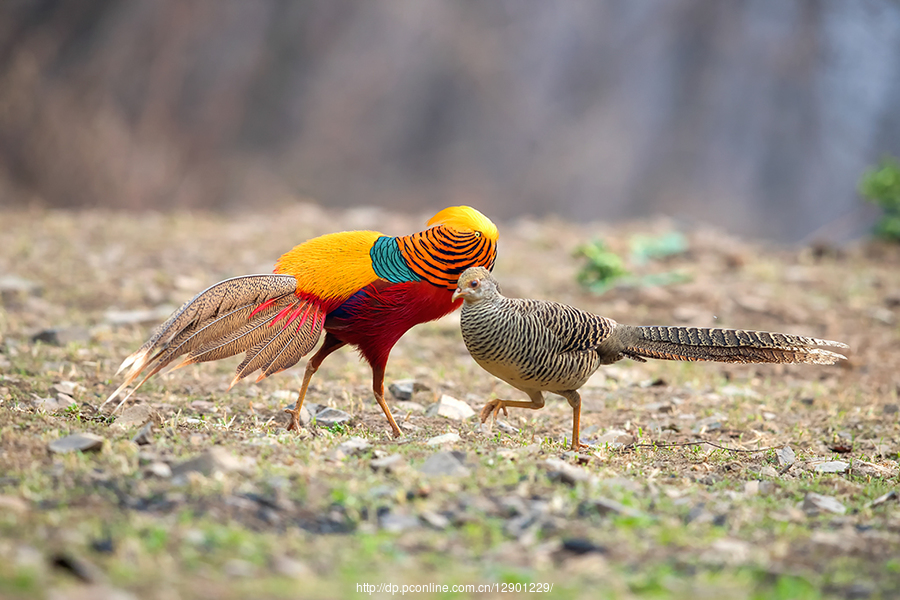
103,207,498,436
453,267,848,450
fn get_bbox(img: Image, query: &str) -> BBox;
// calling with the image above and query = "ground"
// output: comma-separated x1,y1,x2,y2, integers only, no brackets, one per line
0,205,898,600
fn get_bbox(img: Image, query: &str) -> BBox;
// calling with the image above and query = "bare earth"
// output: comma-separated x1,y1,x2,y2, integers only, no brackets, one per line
0,205,898,600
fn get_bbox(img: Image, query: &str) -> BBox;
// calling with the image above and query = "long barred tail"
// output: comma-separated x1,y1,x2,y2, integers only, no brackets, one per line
101,274,325,413
613,324,848,365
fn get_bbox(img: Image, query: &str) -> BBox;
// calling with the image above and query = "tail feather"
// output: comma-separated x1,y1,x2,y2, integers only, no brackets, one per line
101,274,324,413
614,325,848,365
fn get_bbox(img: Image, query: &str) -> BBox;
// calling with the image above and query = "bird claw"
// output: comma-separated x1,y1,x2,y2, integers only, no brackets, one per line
283,407,302,432
479,399,508,424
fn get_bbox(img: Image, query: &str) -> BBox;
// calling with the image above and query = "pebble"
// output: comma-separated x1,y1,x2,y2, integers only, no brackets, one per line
313,407,352,427
868,490,898,508
594,431,635,448
419,510,450,530
541,458,591,486
388,379,428,401
802,492,846,515
776,446,795,467
379,511,420,533
336,437,371,456
426,432,460,445
31,327,91,346
587,497,644,518
51,381,83,396
171,447,254,478
370,454,406,473
115,404,154,429
812,460,850,474
131,422,154,446
48,432,105,454
33,394,76,412
145,462,173,478
425,395,475,420
418,451,470,477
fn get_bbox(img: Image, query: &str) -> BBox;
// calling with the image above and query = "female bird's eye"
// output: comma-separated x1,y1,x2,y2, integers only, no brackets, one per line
469,280,479,288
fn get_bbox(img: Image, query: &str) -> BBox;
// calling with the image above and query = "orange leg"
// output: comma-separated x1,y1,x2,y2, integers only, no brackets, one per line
371,364,402,438
285,333,346,432
559,390,582,450
479,391,545,432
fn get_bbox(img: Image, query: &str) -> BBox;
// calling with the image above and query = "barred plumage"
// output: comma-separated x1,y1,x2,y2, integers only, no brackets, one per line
454,267,848,450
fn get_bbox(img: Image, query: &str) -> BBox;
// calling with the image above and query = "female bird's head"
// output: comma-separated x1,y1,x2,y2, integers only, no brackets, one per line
452,267,500,303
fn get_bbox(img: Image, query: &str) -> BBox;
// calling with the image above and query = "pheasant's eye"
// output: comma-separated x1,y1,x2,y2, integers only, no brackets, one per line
469,280,479,288
474,231,482,237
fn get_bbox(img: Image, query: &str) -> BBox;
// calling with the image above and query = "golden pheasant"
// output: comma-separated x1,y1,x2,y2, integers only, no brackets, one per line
103,207,498,437
453,267,848,450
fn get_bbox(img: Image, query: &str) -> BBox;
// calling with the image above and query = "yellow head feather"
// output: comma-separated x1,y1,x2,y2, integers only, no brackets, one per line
427,206,498,241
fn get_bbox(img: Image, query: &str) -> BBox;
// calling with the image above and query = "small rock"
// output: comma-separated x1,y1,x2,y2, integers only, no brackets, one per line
802,492,846,515
370,454,406,473
313,407,352,427
495,420,519,434
0,275,41,297
0,494,29,513
33,394,77,412
868,490,898,508
115,404,154,429
562,538,606,555
418,451,470,477
388,379,429,401
31,327,91,346
883,404,899,415
145,462,173,478
812,460,850,474
271,556,310,579
776,446,796,467
702,538,752,565
171,447,254,477
541,458,591,486
48,432,105,454
419,510,450,530
51,381,83,396
425,395,475,420
594,431,635,448
759,466,778,478
586,497,644,518
131,422,154,446
426,432,461,446
336,437,371,456
379,511,420,533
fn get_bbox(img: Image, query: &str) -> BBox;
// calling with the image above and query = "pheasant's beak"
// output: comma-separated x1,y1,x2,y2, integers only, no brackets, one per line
451,287,464,302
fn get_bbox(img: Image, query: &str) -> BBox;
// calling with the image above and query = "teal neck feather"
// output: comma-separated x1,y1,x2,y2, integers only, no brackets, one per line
370,236,420,283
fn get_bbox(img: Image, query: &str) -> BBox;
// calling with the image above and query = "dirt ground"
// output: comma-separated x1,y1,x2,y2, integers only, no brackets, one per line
1,205,898,599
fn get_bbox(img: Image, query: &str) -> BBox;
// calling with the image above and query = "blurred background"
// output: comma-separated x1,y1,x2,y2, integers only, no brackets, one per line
1,0,898,241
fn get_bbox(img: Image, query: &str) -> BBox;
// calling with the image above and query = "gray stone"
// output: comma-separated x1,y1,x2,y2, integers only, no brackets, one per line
31,327,91,346
595,431,635,448
51,381,83,396
388,379,429,401
588,497,644,518
0,275,41,296
419,510,450,530
868,490,898,508
419,451,470,477
33,394,77,412
812,460,850,474
131,422,153,446
313,407,352,427
426,432,461,445
145,462,172,478
336,436,371,456
425,395,475,420
379,511,420,533
541,458,591,485
48,432,105,454
802,492,846,515
776,446,795,467
171,447,254,477
370,453,406,473
759,466,778,478
115,404,154,429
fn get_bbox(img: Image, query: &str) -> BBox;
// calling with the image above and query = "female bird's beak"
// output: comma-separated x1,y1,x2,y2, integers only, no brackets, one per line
451,287,464,302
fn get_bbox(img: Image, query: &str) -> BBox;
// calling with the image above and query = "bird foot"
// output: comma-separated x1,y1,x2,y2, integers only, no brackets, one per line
479,399,509,424
283,407,303,432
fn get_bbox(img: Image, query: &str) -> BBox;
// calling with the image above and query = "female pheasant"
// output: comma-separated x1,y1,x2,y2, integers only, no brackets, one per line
103,206,498,437
453,267,847,449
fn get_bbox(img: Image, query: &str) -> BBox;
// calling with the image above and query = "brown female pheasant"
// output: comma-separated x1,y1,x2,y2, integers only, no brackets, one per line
453,267,848,450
